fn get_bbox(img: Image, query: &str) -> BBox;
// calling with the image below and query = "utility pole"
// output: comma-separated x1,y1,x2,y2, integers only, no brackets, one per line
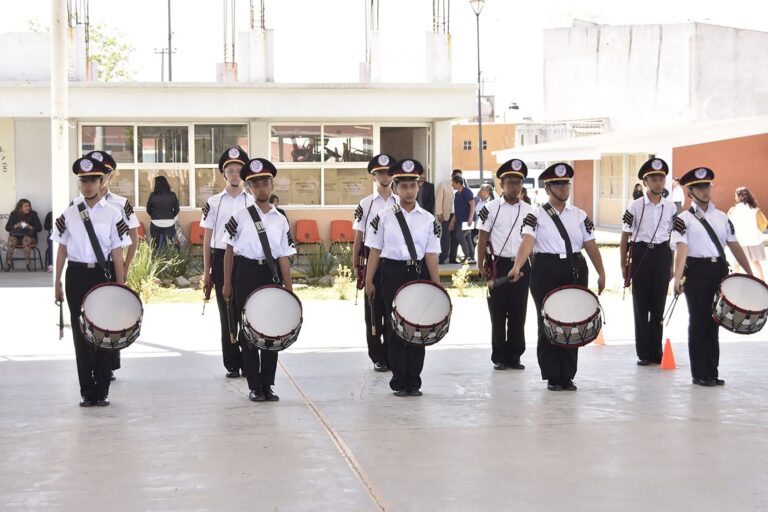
167,0,173,81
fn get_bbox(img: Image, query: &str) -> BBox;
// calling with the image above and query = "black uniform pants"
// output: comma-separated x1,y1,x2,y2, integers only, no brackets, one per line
487,257,530,365
630,242,672,363
683,257,728,380
65,263,114,400
380,259,429,391
235,258,280,391
212,248,242,372
364,265,388,365
530,253,588,384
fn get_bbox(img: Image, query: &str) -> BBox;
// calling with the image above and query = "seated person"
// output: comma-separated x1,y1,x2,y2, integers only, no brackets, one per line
5,199,43,270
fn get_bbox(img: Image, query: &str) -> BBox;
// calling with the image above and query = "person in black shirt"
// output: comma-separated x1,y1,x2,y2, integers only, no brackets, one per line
5,199,43,271
269,194,289,220
146,176,180,253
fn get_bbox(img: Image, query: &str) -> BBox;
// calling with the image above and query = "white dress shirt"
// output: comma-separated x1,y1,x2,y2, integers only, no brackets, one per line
521,203,596,255
365,203,441,260
201,189,254,249
670,202,738,258
622,194,676,244
353,190,399,238
52,197,132,263
478,196,535,258
222,204,296,260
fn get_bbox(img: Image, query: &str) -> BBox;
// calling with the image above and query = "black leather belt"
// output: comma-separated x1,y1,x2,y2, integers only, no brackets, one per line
382,258,422,267
687,256,724,264
240,257,270,265
634,241,670,250
69,261,113,269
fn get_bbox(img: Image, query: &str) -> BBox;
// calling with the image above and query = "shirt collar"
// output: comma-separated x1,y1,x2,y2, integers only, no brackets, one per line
692,201,716,213
642,192,665,206
374,189,397,202
222,188,247,200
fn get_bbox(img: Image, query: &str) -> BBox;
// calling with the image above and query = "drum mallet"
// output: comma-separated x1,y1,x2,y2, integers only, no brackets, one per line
663,277,686,326
55,299,64,340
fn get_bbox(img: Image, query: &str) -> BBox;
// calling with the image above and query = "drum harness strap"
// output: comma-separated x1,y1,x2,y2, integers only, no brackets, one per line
393,204,421,274
485,199,521,280
542,202,578,284
76,201,112,280
246,205,280,284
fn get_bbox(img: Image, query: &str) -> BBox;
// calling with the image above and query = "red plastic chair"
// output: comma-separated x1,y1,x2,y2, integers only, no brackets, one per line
294,219,322,255
330,219,354,253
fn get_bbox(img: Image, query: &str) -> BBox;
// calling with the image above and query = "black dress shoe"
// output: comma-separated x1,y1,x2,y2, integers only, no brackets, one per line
507,361,525,370
110,371,117,381
248,390,265,402
713,378,725,385
547,381,563,391
79,397,95,407
637,359,650,366
373,362,389,372
263,387,280,402
493,363,507,370
408,389,423,397
95,397,110,407
692,378,716,387
562,380,578,391
393,390,409,397
226,370,240,379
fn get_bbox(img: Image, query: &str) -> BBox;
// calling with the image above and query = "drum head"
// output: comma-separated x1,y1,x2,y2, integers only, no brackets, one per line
543,286,599,323
244,286,302,337
393,281,451,325
83,284,143,331
721,274,768,312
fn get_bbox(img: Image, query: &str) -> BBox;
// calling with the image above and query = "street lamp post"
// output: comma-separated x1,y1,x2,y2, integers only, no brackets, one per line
470,0,485,181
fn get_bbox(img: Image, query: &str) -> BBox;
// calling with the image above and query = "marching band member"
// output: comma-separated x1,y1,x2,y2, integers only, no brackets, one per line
353,154,398,372
671,167,753,386
620,158,677,366
508,163,606,391
222,158,295,402
365,159,441,397
201,147,253,379
53,157,132,406
477,158,535,371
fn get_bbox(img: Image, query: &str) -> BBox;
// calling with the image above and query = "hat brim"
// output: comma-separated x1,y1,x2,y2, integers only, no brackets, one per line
640,170,667,179
369,166,390,174
392,173,420,180
684,179,713,187
220,159,245,172
543,177,572,183
245,172,274,181
498,171,525,179
77,171,106,178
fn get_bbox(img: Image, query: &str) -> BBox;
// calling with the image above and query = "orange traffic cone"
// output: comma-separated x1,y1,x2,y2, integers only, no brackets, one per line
660,339,676,370
593,330,606,346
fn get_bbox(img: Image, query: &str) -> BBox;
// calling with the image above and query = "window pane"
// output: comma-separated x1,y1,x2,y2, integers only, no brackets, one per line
107,168,136,205
194,168,226,208
270,125,322,163
137,126,189,163
194,124,249,164
81,126,134,163
323,125,373,163
324,168,371,206
273,169,321,205
139,168,189,207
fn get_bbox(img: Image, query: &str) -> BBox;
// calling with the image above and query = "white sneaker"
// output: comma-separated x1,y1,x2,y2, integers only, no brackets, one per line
47,265,53,273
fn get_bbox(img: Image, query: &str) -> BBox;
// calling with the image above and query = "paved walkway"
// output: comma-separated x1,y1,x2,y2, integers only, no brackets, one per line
1,283,767,511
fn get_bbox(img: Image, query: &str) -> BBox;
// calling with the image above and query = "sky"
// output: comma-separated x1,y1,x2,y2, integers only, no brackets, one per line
2,0,767,118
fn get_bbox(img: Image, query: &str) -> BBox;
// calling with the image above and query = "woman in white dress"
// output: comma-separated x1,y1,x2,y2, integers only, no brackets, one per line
728,187,767,280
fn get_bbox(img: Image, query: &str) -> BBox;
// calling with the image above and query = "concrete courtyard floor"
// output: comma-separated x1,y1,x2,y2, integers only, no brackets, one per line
1,279,768,511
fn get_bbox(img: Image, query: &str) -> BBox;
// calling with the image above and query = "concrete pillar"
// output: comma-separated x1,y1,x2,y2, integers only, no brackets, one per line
359,31,381,83
425,32,452,83
238,29,274,83
432,120,453,184
50,0,69,274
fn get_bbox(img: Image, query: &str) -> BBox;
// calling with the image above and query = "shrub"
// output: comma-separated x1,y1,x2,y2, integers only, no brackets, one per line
333,265,354,300
451,262,471,298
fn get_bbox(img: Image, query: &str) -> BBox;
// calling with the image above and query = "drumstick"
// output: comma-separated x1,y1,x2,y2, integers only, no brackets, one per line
663,277,686,326
370,299,377,336
56,300,64,340
225,299,237,344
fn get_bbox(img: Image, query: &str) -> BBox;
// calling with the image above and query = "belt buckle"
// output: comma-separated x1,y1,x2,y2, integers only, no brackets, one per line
648,243,655,249
87,263,96,269
710,257,717,263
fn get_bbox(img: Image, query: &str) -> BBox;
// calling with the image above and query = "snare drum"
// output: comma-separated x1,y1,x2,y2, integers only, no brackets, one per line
712,273,768,334
541,285,603,348
242,285,303,351
80,283,143,350
390,280,452,346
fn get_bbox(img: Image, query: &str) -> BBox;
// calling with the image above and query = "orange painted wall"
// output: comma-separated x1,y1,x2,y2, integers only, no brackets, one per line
452,123,516,172
572,160,594,219
673,133,768,211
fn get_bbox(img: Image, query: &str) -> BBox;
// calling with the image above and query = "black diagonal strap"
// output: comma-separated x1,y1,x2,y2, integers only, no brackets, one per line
246,205,280,282
393,205,418,263
76,202,111,279
542,202,577,283
689,206,727,261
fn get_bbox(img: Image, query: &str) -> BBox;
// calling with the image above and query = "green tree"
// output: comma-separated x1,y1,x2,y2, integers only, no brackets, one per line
89,23,135,82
